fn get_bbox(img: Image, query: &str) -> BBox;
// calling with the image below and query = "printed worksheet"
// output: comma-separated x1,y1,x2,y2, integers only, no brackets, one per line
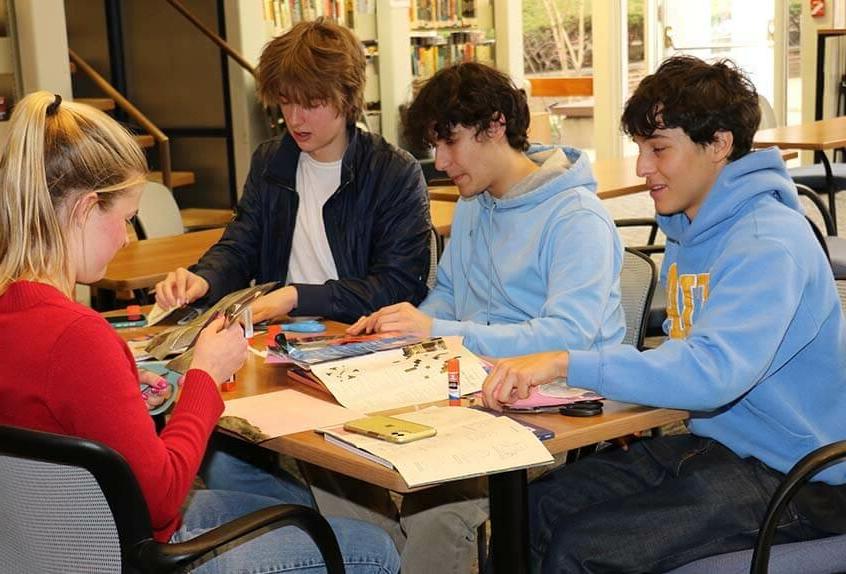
322,406,554,487
311,336,489,412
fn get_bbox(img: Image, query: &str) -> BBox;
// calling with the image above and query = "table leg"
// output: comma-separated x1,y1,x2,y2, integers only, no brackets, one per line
488,468,529,574
815,150,838,234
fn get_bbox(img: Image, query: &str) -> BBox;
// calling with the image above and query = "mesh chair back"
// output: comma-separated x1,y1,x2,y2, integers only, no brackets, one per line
137,181,185,239
837,280,846,310
427,225,444,290
758,95,777,130
620,248,657,349
0,455,121,573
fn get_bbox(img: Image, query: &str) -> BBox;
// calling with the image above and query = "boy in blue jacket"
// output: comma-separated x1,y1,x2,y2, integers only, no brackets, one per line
483,55,846,573
337,62,625,573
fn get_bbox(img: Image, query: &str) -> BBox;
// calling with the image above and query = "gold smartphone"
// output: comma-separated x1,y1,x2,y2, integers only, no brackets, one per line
343,415,437,444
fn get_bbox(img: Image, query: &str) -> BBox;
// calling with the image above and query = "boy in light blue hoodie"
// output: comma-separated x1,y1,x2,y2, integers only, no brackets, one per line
336,62,625,573
349,63,625,358
483,55,846,573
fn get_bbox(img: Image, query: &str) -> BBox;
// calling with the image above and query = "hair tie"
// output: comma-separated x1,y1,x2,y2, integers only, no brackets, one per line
46,94,62,116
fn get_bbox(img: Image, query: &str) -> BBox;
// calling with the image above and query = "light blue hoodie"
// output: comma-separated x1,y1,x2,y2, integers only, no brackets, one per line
420,145,625,357
568,147,846,483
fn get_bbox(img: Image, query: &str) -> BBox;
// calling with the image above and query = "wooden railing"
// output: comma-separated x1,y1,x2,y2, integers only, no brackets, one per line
163,0,256,77
69,49,173,190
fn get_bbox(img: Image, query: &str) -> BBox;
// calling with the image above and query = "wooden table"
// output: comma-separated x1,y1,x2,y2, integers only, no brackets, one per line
179,208,233,231
754,117,846,229
202,322,687,574
122,317,686,572
93,227,223,292
430,200,456,237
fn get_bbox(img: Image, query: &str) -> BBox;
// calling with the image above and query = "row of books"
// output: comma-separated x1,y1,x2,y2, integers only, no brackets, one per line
263,0,357,34
410,0,479,29
411,37,495,81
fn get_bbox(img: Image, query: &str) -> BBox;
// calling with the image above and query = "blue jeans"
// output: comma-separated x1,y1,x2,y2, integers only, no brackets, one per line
199,436,315,508
172,490,400,573
529,434,827,573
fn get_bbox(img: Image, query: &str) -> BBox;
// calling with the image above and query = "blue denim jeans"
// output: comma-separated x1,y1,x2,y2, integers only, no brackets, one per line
529,434,827,573
172,489,400,573
199,438,315,508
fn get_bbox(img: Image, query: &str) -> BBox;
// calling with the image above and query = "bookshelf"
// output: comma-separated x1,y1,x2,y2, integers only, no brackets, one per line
253,1,517,146
409,0,496,84
0,0,20,141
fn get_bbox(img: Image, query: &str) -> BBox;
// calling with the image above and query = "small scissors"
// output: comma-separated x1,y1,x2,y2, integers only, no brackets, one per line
280,320,326,333
559,400,603,417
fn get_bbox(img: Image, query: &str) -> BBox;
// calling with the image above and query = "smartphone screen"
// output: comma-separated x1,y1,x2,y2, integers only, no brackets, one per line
106,314,147,328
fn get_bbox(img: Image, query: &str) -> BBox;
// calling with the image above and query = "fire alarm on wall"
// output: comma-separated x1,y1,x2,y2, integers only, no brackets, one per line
811,0,826,18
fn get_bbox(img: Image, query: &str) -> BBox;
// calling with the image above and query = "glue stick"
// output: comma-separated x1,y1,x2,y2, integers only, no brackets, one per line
447,358,460,406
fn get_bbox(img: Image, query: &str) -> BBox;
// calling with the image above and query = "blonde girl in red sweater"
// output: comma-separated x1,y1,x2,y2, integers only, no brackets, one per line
0,91,398,573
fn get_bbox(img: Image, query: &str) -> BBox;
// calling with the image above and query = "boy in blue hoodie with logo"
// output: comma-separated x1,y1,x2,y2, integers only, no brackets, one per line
482,55,846,573
334,62,626,573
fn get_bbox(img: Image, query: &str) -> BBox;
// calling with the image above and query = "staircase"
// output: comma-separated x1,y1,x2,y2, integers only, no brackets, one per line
76,94,226,233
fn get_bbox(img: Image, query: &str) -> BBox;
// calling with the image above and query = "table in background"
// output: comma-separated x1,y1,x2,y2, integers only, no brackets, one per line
755,117,846,229
93,227,223,292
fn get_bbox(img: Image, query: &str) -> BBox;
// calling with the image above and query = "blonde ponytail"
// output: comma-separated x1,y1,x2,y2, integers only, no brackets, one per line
0,91,148,295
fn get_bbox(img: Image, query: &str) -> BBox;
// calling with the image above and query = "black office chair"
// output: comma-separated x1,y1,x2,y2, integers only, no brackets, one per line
666,439,846,574
615,218,667,340
619,247,658,350
0,424,345,573
796,183,846,280
426,223,445,290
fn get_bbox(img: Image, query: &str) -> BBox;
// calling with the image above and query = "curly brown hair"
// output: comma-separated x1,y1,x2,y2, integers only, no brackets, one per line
403,62,530,152
256,18,366,123
621,55,760,161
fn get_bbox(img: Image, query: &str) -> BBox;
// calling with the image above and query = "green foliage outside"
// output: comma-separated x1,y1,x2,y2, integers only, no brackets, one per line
523,0,645,75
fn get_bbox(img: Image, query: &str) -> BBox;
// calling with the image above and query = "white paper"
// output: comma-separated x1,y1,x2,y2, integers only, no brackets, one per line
322,407,553,488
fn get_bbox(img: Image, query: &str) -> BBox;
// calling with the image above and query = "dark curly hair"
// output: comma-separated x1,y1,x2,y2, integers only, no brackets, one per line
621,55,760,161
403,62,530,152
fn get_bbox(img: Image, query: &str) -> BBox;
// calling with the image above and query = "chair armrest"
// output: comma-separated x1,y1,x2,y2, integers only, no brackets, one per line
134,504,344,573
615,217,660,247
751,440,846,574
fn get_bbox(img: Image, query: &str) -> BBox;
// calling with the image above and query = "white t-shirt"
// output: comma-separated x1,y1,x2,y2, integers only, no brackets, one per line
286,153,342,284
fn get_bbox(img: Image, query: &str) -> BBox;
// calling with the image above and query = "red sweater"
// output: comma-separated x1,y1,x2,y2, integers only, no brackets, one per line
0,281,224,542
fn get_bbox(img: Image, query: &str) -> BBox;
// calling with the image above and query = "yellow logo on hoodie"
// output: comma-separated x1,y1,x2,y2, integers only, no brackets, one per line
665,263,710,339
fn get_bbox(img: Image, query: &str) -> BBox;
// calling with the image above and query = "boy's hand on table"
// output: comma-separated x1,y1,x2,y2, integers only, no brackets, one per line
482,351,570,411
346,302,432,338
154,267,209,309
250,286,298,323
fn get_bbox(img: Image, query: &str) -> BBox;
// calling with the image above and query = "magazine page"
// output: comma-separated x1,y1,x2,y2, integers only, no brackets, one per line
310,336,489,412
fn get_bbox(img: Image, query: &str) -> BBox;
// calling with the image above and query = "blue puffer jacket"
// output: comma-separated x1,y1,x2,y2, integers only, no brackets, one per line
191,125,431,323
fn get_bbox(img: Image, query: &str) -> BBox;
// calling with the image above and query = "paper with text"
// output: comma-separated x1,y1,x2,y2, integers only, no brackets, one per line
322,406,553,487
310,337,489,412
